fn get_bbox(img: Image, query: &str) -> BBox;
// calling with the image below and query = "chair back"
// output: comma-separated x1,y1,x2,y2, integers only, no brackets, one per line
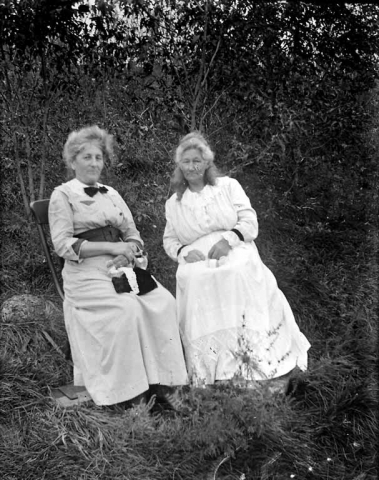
30,199,50,225
30,199,65,301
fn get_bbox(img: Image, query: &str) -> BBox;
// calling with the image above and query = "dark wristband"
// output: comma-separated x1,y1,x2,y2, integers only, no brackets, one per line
177,245,187,257
72,238,85,256
231,228,244,242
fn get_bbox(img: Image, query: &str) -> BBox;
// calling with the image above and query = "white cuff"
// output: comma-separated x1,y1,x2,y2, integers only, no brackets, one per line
178,245,191,264
76,239,88,263
221,231,241,248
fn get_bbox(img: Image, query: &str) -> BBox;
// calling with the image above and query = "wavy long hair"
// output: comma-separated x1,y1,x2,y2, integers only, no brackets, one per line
63,125,115,179
171,131,221,200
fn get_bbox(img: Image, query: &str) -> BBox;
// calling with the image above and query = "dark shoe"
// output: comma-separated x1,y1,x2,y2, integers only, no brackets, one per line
148,384,178,412
124,391,148,409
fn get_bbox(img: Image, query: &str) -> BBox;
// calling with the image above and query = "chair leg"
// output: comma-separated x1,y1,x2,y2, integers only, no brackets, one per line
64,339,72,361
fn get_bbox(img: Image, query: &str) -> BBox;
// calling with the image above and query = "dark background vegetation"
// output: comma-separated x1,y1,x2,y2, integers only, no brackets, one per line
0,1,378,479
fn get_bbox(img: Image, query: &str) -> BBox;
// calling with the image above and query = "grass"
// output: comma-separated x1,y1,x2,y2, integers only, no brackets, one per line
0,168,378,480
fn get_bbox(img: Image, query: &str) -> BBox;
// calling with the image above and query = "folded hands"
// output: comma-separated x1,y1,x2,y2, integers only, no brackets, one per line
184,238,231,263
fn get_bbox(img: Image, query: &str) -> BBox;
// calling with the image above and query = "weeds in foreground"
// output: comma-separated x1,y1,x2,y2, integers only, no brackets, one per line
0,270,377,480
0,355,377,480
0,168,377,479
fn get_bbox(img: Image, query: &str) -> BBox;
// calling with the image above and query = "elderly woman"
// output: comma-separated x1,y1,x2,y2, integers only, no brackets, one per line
49,125,187,407
163,132,310,386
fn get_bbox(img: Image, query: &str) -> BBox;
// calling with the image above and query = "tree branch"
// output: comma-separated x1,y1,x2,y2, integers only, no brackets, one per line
13,132,31,218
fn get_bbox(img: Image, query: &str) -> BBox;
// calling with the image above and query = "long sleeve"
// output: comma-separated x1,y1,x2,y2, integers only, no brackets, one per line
49,182,144,261
163,178,259,260
49,189,83,261
163,200,183,261
228,178,258,242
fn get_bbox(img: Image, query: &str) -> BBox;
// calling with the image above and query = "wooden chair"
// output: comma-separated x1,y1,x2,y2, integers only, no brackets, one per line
30,199,90,405
30,199,64,301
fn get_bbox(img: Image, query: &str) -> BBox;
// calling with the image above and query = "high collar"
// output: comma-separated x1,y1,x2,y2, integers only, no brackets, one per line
66,178,103,195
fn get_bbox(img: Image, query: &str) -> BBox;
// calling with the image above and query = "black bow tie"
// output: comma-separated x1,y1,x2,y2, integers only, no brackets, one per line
84,186,108,197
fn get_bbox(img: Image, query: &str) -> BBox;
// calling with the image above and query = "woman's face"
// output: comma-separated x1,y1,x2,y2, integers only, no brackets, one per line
71,142,104,186
179,148,208,185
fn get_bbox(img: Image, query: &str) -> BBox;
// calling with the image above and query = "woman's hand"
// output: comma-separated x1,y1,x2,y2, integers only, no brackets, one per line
208,239,231,260
183,249,206,263
107,254,131,269
111,242,138,264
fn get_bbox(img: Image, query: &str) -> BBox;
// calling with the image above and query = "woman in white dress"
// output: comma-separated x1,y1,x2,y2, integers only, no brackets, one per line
49,125,187,407
163,132,310,386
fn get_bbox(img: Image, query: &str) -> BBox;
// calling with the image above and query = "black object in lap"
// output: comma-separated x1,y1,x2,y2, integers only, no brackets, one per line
112,268,158,295
76,226,158,295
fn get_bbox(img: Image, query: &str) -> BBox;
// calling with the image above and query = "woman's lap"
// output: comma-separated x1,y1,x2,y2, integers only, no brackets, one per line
62,261,187,404
176,242,310,383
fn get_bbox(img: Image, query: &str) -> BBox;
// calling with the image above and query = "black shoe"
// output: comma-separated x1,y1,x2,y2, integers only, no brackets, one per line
124,391,148,409
148,384,178,411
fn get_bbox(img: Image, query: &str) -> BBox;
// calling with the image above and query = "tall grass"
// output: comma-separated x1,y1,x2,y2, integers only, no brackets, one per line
1,162,377,479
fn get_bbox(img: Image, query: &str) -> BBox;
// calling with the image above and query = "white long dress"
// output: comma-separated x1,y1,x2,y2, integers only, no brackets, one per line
49,178,188,405
164,176,310,385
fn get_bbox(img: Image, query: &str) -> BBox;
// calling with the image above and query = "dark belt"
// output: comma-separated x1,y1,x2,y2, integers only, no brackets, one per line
75,226,122,243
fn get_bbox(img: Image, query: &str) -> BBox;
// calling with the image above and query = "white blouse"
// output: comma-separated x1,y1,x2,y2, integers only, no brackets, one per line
164,176,258,261
49,178,142,262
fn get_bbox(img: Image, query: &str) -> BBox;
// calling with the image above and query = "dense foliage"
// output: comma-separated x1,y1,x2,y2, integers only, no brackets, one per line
0,1,378,479
1,1,378,213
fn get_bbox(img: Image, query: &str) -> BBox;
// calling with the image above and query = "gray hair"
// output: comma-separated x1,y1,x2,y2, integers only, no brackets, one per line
63,125,115,177
174,131,214,164
171,131,221,200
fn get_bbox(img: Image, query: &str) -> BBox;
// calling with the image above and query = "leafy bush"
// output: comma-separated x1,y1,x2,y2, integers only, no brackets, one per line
0,2,378,478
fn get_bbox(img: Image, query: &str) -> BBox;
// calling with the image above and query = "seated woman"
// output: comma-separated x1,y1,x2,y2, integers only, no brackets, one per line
163,132,311,387
49,125,187,407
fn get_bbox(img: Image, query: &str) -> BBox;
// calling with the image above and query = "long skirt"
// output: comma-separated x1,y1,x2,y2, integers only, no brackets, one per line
176,231,311,385
62,255,188,405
